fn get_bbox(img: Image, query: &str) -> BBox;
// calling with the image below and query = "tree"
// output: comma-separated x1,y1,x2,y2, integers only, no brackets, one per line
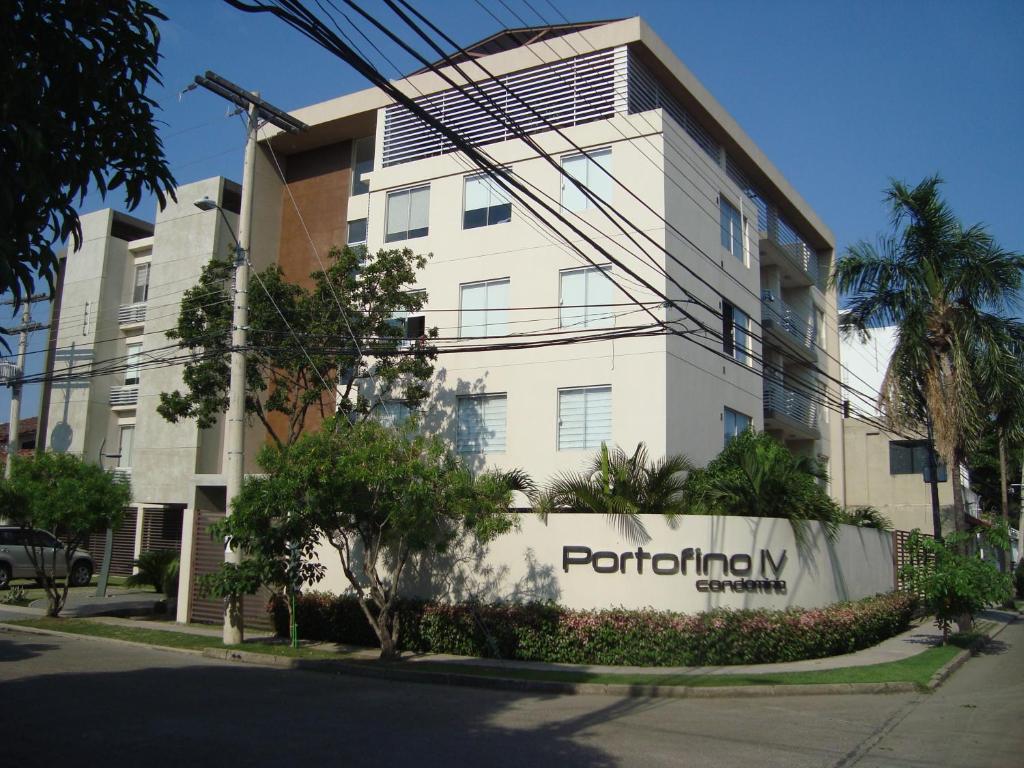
680,430,841,543
259,418,529,659
832,176,1024,536
158,246,437,446
1,1,176,304
536,442,693,544
901,527,1012,640
1,453,130,616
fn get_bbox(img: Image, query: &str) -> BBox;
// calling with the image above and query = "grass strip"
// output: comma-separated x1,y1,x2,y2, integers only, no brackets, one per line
7,617,967,689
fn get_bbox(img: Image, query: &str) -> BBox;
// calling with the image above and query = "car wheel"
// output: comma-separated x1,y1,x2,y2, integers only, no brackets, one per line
69,561,92,588
0,563,10,590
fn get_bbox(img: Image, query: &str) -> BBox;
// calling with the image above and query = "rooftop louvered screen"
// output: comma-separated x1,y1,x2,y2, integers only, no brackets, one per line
382,47,627,167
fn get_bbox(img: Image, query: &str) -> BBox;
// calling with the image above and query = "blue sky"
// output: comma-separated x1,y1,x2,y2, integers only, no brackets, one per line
4,0,1022,424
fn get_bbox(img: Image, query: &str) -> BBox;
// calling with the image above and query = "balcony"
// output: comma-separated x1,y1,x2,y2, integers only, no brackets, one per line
118,303,147,328
764,381,820,440
109,385,138,408
761,299,816,361
109,467,132,484
758,207,820,288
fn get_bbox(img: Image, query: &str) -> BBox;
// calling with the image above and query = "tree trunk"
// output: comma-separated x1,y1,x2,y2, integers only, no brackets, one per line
376,608,398,660
999,434,1010,572
951,454,967,537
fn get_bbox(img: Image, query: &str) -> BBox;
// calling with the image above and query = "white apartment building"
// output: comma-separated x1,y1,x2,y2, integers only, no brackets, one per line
245,17,843,487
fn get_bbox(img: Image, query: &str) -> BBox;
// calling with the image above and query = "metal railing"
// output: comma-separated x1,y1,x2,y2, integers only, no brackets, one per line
762,299,815,353
109,467,132,484
118,303,147,326
757,205,820,284
109,385,138,407
764,381,818,431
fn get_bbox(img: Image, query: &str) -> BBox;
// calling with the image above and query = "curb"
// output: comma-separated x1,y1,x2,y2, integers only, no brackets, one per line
925,613,1018,691
0,621,207,658
201,647,919,699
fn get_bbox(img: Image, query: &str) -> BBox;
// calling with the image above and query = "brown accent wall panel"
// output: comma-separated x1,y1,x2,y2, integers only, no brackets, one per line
141,506,184,556
189,510,272,629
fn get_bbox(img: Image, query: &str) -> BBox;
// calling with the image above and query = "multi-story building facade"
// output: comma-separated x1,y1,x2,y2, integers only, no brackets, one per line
246,16,844,488
41,177,242,582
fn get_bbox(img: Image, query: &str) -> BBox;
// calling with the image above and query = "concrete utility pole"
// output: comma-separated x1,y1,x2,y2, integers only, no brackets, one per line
192,72,306,645
2,295,49,480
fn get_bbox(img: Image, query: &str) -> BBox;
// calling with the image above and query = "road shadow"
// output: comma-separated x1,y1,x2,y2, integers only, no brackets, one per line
1,652,655,767
0,636,58,662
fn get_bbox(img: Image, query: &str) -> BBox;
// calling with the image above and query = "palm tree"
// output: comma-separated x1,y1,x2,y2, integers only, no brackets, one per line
832,176,1024,537
536,442,693,544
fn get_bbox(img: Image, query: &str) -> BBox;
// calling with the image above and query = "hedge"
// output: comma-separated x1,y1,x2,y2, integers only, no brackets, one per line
270,591,916,666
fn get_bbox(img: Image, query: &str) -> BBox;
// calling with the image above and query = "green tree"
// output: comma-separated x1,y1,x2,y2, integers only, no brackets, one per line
901,527,1012,640
158,246,437,446
832,176,1024,537
680,430,841,543
1,1,176,304
260,418,529,659
536,442,693,544
2,453,130,616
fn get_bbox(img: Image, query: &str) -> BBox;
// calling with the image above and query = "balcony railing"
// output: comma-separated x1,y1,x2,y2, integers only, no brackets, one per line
762,299,815,355
764,381,818,432
758,205,820,285
109,385,138,407
109,467,132,484
118,303,147,326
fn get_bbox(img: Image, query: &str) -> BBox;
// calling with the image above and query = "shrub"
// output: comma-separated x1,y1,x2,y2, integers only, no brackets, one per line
273,592,916,666
125,550,180,595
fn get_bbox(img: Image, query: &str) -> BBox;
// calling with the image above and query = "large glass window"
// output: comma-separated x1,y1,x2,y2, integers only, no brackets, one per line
387,290,426,349
385,186,429,242
722,302,752,366
457,394,507,454
117,425,135,468
351,136,374,195
724,407,752,443
559,266,613,329
889,440,947,480
459,279,509,338
374,402,412,429
558,386,612,450
561,148,612,212
463,173,511,229
347,218,367,246
132,263,150,304
720,197,743,261
124,343,142,386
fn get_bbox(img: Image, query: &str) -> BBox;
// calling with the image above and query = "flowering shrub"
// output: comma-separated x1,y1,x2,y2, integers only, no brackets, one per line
271,592,915,666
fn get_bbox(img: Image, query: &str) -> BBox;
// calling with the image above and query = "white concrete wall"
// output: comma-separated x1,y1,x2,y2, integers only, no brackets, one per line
314,514,895,613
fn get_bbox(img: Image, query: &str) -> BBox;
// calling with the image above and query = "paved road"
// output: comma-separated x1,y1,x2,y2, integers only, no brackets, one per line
2,621,1021,768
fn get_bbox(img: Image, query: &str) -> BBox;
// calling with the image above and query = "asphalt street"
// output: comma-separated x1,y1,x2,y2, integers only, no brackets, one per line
2,620,1022,768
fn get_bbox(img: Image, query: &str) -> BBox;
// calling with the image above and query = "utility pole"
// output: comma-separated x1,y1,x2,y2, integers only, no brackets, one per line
2,294,49,480
191,72,306,645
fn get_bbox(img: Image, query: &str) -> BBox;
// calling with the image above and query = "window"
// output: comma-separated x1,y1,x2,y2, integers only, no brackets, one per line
720,197,743,261
561,148,612,212
132,263,150,304
351,136,374,195
117,425,135,468
347,218,367,246
387,290,426,348
457,394,507,453
724,408,752,443
889,440,947,480
463,173,511,229
459,278,508,338
558,386,612,450
385,186,429,242
560,266,613,329
124,343,142,386
722,302,752,366
374,402,412,429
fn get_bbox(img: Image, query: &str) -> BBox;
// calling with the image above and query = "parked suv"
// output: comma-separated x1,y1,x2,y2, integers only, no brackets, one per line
0,527,94,589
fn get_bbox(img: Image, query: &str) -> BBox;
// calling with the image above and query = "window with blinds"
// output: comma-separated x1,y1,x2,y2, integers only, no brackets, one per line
385,186,430,242
561,148,612,212
463,173,511,229
559,266,613,329
457,394,507,454
124,343,142,386
558,386,611,450
719,197,743,262
132,263,150,304
459,278,509,338
374,402,411,429
118,425,135,468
